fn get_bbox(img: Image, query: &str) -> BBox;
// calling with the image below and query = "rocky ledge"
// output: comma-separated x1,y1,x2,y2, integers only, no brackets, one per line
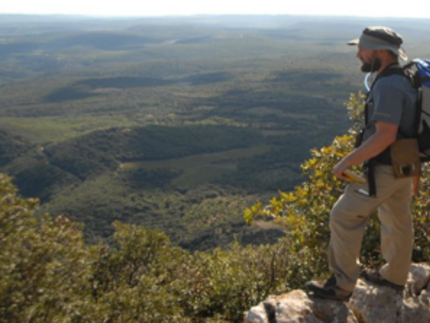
245,263,430,323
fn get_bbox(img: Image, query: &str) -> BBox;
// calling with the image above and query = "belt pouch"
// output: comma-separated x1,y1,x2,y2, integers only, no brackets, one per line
390,139,421,178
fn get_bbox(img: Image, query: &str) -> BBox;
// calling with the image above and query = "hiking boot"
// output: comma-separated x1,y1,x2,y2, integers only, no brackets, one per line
305,275,352,302
360,269,404,291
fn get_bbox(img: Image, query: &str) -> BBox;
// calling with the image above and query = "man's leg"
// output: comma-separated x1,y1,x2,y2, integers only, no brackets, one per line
306,182,379,301
378,178,413,286
329,166,412,292
308,166,413,299
329,183,379,292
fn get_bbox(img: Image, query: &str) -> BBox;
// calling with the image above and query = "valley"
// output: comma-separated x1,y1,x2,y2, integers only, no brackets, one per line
1,14,430,250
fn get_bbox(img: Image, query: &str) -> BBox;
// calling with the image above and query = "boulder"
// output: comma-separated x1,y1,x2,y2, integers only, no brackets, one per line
245,263,430,323
407,263,430,296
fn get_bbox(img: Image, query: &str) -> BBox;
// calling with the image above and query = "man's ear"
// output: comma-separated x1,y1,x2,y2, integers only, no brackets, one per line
374,49,383,57
376,49,390,59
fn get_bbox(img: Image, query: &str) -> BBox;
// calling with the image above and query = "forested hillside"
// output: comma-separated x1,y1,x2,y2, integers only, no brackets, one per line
1,15,430,250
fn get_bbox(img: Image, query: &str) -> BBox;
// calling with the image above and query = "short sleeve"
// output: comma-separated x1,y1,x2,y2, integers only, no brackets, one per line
371,85,404,126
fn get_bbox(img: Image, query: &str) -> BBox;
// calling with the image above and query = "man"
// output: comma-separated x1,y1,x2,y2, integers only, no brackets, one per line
306,26,418,301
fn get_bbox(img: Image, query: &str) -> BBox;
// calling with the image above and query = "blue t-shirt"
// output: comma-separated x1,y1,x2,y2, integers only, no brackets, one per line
364,71,418,141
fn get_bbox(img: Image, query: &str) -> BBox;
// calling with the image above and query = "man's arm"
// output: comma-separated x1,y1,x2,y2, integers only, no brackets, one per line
334,121,398,180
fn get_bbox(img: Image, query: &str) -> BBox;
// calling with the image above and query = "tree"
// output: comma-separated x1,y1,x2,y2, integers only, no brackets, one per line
0,174,98,322
0,173,297,322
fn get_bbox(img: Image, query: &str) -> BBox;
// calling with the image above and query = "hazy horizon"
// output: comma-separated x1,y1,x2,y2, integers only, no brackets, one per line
2,0,430,19
1,13,430,20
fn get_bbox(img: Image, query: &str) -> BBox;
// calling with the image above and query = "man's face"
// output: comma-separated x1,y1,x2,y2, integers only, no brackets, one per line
356,46,381,72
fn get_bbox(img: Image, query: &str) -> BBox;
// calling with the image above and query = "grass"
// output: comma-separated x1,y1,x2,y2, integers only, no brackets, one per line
172,164,236,187
242,106,317,120
120,145,271,188
0,116,140,144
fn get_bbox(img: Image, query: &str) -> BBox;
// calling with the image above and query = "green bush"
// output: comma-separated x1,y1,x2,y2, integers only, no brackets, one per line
0,174,97,322
0,173,299,322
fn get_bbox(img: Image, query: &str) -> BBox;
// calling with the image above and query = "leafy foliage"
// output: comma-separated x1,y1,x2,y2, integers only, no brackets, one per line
0,174,95,322
0,174,299,322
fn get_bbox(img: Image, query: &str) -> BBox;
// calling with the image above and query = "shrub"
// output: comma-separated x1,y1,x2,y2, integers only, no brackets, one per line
0,173,301,322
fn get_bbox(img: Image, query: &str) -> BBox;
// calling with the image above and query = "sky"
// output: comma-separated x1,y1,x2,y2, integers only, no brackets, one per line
1,0,429,18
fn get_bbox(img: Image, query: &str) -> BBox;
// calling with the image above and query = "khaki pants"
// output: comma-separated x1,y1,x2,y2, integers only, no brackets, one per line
329,165,414,292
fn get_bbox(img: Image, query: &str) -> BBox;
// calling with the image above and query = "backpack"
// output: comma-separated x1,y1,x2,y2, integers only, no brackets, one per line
361,60,430,197
404,59,430,162
369,59,430,162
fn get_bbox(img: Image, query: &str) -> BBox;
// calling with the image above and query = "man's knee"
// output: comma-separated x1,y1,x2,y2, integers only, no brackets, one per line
329,202,367,232
329,203,344,231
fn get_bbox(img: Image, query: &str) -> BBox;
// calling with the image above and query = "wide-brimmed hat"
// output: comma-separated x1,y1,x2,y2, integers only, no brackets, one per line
348,26,408,61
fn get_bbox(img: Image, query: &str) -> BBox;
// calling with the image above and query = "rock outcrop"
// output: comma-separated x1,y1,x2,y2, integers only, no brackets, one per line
245,263,430,323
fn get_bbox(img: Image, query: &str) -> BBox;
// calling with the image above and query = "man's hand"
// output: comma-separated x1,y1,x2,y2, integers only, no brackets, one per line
333,121,398,181
333,159,350,181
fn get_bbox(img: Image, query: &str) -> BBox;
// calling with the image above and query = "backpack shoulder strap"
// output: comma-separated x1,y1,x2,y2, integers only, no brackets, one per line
376,65,410,83
364,63,411,197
